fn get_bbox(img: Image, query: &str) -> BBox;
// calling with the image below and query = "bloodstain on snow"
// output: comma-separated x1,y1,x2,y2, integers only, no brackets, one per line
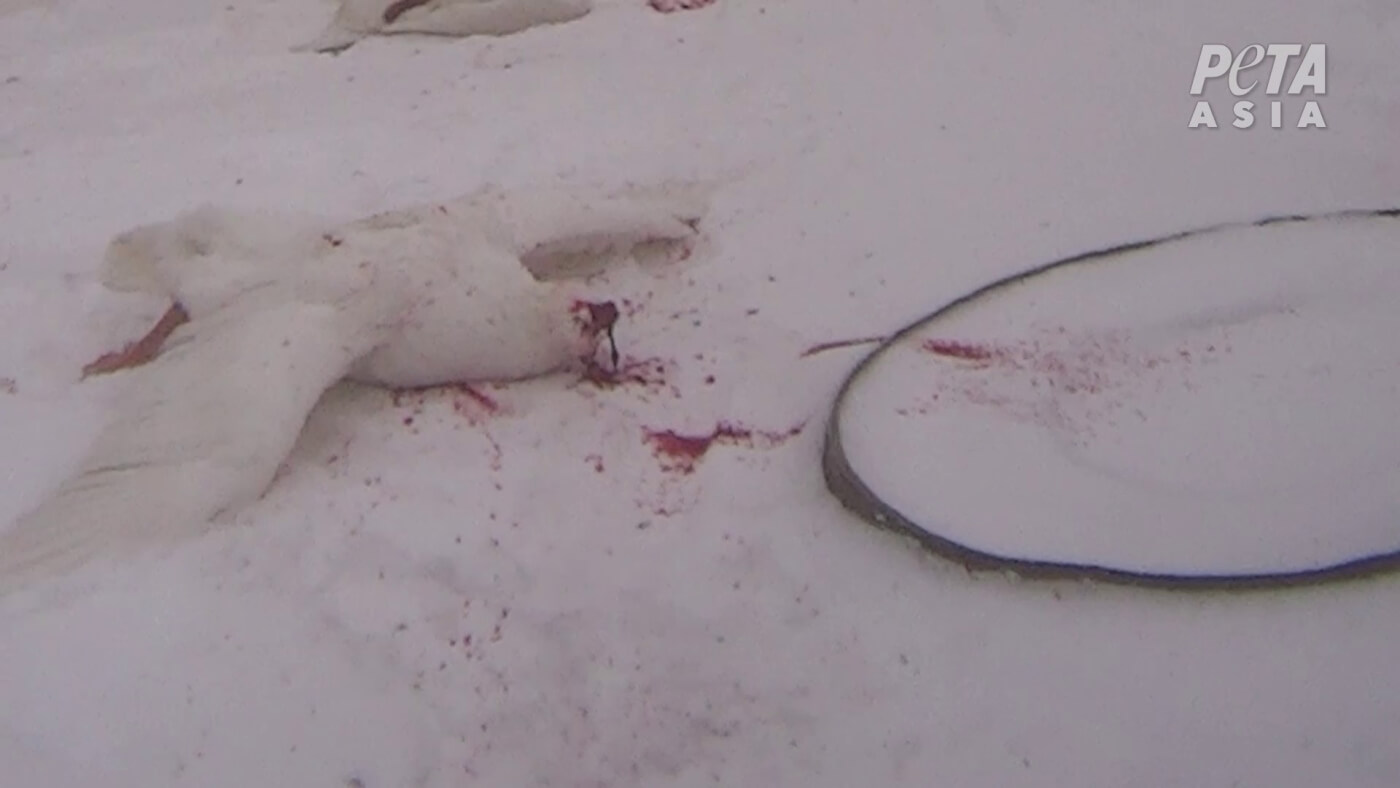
392,383,501,424
455,384,500,415
390,383,505,468
908,327,1231,440
579,356,679,399
644,421,806,474
478,427,505,472
645,429,712,471
922,339,996,363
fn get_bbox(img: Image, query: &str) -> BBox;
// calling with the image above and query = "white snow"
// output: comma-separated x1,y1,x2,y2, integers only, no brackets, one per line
1,1,1399,786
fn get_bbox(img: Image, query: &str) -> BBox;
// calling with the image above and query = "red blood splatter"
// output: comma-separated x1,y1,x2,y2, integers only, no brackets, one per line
478,427,504,471
580,356,674,396
644,421,806,474
452,384,499,415
393,382,500,423
619,298,645,319
922,339,995,362
905,326,1232,439
646,430,712,472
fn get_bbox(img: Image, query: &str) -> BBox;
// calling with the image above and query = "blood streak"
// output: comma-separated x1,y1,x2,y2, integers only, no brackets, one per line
644,421,805,474
922,339,995,362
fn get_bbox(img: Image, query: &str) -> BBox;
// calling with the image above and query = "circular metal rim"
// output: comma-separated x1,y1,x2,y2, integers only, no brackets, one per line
822,207,1400,591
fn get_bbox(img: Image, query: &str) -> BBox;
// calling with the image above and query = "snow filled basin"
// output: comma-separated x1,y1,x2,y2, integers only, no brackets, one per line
838,212,1400,578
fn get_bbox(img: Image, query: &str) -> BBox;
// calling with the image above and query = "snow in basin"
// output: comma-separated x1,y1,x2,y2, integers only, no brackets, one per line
841,215,1400,574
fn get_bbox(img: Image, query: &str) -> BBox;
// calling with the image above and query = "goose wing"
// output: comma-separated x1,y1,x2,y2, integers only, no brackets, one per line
1,297,387,596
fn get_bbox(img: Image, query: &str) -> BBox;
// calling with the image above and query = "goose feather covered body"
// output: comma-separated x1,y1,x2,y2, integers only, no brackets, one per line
0,183,705,594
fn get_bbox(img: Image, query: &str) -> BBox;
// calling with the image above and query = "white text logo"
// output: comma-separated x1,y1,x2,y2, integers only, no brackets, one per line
1188,44,1326,129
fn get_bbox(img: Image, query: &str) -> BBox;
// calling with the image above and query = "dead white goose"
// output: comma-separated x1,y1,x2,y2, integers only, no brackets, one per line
0,182,707,595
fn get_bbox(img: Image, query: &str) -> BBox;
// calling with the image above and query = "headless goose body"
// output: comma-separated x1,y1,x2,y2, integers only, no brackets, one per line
295,0,717,54
296,0,593,54
0,183,706,595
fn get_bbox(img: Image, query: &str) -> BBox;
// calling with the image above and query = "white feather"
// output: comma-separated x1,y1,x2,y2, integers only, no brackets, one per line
1,183,706,595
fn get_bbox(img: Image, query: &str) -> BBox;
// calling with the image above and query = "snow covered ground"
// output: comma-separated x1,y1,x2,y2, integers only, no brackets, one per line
1,0,1398,786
